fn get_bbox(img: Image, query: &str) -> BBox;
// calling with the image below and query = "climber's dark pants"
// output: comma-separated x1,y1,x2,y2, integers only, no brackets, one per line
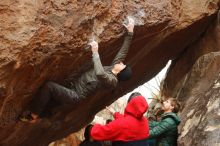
30,81,80,115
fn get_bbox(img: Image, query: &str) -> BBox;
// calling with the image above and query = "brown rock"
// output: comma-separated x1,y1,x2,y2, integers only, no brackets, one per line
0,0,219,145
49,133,81,146
177,52,220,146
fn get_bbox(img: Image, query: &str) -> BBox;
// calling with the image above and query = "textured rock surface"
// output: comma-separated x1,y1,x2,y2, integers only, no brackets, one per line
49,132,81,146
163,17,220,145
178,52,220,146
0,0,219,145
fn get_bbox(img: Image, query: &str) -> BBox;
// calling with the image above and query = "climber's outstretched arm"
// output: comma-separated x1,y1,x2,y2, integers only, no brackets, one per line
111,17,135,65
89,41,117,87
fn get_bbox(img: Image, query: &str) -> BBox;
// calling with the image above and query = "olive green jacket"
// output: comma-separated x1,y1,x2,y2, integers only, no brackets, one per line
149,112,181,146
73,32,133,98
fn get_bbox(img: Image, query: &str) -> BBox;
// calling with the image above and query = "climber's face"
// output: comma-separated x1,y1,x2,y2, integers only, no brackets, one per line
113,62,126,72
162,99,174,112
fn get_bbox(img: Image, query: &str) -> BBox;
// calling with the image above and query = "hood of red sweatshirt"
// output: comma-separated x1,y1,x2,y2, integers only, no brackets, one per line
124,95,148,119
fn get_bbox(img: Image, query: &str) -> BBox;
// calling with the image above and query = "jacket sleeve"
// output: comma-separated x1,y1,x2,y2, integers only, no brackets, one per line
92,52,117,87
111,32,133,65
91,120,122,141
149,121,159,129
149,118,176,138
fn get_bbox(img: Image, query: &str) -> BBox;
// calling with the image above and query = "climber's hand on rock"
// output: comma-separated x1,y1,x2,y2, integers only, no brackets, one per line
123,17,135,33
89,41,98,53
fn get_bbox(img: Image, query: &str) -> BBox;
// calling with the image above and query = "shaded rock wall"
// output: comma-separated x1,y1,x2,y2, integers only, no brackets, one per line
0,0,219,145
163,16,220,145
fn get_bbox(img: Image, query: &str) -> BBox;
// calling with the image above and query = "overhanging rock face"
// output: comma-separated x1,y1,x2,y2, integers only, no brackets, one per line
0,0,219,145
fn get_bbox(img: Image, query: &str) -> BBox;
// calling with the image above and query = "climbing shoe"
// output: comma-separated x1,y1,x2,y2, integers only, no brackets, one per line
19,111,39,123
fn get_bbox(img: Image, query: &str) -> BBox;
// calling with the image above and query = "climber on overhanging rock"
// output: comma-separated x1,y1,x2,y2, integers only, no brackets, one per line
19,17,135,123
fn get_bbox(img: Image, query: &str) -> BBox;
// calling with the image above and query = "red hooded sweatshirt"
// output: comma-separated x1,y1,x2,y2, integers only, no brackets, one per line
91,95,149,141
